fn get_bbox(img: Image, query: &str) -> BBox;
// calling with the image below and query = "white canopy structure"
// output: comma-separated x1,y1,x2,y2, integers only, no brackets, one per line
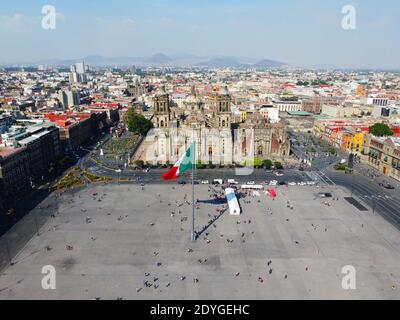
225,188,241,215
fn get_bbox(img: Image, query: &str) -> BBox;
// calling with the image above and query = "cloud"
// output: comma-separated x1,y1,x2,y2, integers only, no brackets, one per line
190,24,208,32
159,16,176,27
95,17,137,30
56,12,66,23
0,13,25,29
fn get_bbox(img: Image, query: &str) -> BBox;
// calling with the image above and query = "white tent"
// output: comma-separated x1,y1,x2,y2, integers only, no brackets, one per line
225,188,241,215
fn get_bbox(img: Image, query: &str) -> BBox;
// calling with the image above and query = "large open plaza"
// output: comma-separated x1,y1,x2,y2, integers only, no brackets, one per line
0,182,399,300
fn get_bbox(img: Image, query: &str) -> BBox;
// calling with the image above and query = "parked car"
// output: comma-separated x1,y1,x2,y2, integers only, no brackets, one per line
201,180,209,184
178,181,186,185
247,181,255,185
288,182,297,186
269,180,278,186
227,179,238,185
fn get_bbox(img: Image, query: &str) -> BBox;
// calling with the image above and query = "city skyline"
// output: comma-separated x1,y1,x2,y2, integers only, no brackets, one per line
0,0,400,69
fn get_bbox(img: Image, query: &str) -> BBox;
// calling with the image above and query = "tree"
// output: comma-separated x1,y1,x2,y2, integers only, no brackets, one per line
369,123,393,137
208,161,216,169
124,108,153,135
196,160,205,169
263,159,273,169
134,160,144,168
274,161,283,170
253,158,264,168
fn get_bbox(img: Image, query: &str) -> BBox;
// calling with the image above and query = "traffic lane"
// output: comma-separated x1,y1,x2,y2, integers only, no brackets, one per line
330,173,400,211
329,176,400,218
326,168,400,202
353,163,400,190
339,180,400,228
328,168,400,204
129,171,311,184
327,173,400,228
84,165,313,184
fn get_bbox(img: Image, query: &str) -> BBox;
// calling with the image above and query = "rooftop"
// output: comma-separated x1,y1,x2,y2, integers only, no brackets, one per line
286,111,313,116
0,146,21,158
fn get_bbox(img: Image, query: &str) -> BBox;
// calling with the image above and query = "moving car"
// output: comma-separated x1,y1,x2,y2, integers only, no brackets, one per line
318,192,332,198
383,183,395,190
227,179,238,185
213,179,223,185
247,181,255,185
201,180,209,184
288,182,297,186
269,180,278,186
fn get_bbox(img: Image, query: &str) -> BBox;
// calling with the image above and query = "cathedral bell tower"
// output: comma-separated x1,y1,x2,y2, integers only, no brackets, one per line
216,85,231,128
153,85,171,128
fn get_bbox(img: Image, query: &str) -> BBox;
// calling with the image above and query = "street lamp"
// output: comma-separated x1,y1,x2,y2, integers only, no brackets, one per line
116,169,122,184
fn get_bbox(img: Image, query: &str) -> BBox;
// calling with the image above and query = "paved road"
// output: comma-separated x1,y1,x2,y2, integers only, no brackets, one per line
83,157,313,185
289,131,346,171
323,168,400,229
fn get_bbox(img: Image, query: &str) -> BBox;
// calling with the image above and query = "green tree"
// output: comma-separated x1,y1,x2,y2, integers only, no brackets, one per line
253,158,263,168
134,160,144,168
124,108,153,135
196,160,205,169
274,161,283,170
263,159,273,169
369,123,393,137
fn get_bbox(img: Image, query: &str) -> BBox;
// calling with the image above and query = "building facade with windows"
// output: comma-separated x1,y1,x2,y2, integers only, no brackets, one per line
363,134,400,182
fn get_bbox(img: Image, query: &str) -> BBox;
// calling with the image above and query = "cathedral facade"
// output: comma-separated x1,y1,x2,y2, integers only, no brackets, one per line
144,85,290,166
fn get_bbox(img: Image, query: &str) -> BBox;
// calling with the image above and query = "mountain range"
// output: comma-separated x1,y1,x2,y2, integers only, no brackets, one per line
5,53,287,69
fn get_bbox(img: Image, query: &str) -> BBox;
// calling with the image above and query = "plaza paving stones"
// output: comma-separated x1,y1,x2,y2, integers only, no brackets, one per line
0,183,399,300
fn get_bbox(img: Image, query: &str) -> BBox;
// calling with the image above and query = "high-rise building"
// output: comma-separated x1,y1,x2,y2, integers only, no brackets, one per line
58,89,80,109
75,62,85,74
69,62,87,83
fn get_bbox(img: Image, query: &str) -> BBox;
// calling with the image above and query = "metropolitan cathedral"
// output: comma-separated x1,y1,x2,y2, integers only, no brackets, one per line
144,85,290,165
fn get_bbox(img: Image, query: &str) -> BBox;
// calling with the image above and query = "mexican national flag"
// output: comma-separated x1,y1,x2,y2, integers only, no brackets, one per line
161,143,194,180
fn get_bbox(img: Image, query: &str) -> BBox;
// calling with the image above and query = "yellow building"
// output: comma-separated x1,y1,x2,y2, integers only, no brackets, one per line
356,85,365,97
239,110,247,122
347,131,364,154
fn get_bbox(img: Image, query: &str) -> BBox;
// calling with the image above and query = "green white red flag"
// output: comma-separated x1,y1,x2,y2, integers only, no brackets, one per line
161,143,194,180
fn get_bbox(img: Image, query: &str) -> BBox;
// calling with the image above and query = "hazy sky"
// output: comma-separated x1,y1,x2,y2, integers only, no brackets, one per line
0,0,399,69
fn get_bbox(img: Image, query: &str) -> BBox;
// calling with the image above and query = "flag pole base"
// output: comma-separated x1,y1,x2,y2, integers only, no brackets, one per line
191,231,196,242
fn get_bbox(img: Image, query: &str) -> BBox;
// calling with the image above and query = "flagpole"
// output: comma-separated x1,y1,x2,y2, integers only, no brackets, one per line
191,139,196,241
